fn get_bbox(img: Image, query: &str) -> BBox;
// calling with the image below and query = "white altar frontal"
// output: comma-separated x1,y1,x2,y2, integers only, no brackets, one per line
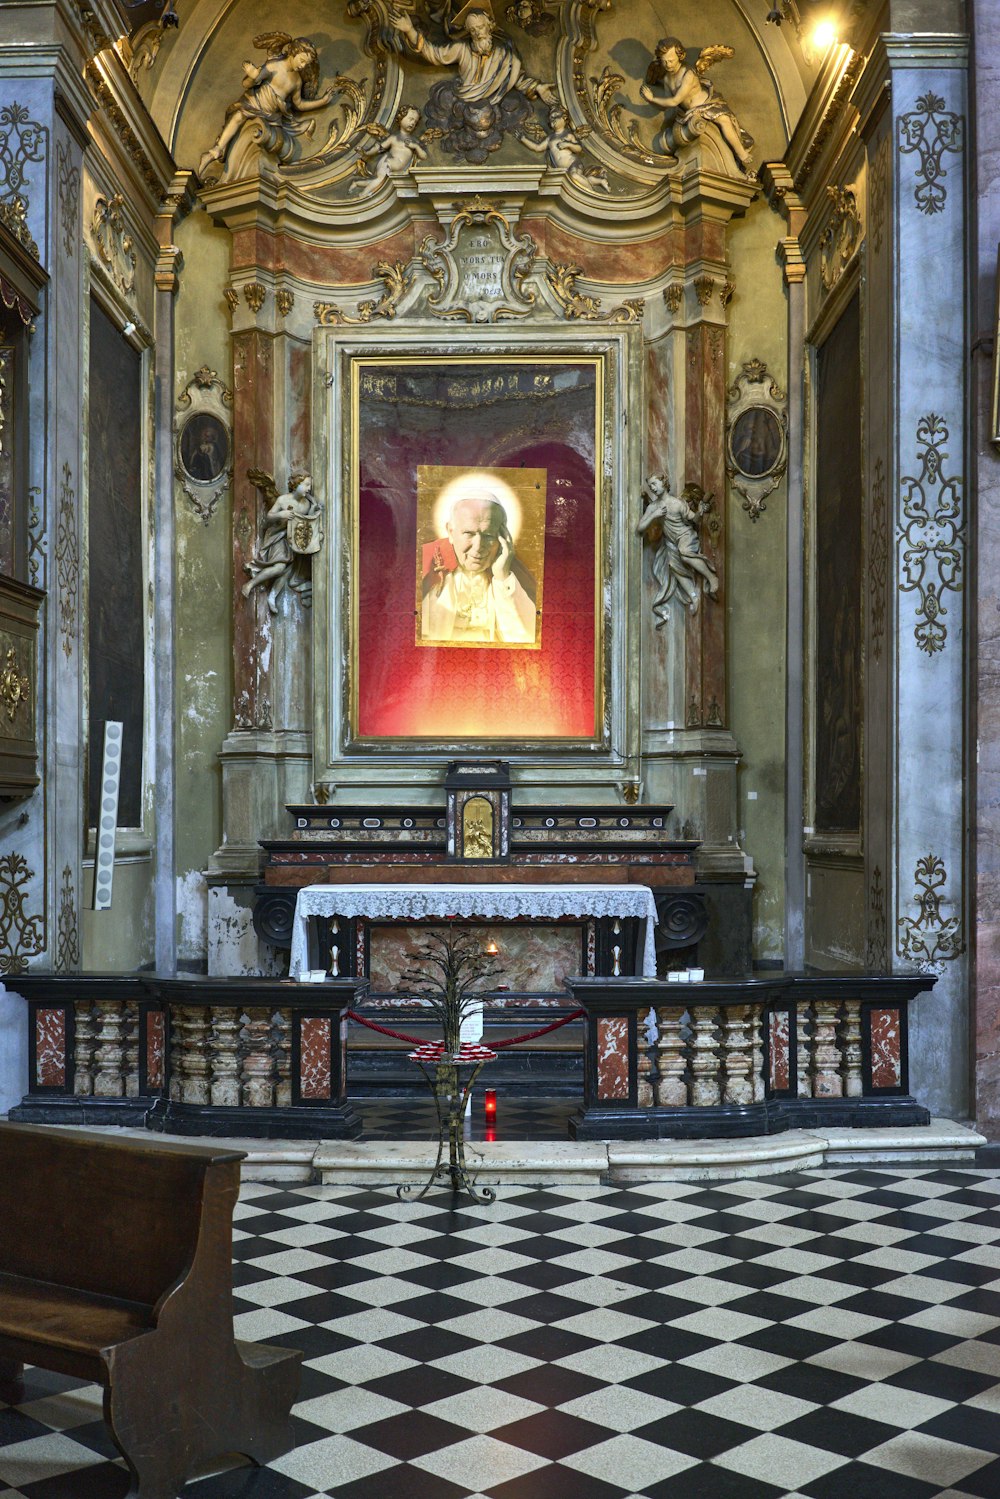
289,884,660,986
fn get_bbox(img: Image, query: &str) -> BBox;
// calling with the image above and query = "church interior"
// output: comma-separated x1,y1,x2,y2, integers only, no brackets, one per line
2,0,1000,1494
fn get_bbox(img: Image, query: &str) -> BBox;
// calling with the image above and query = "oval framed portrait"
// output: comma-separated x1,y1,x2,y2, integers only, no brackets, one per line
178,411,230,485
728,405,783,479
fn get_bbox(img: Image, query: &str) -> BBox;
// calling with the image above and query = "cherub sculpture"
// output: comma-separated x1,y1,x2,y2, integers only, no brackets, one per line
519,104,610,192
639,36,754,178
199,34,335,182
505,0,555,35
349,105,428,194
243,470,324,614
636,474,719,624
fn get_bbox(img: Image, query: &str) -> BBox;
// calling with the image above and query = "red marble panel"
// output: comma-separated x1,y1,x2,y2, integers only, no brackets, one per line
288,343,312,472
36,1008,66,1088
521,220,679,283
769,1010,790,1091
146,1011,165,1091
596,1016,630,1100
300,1017,332,1100
869,1007,902,1089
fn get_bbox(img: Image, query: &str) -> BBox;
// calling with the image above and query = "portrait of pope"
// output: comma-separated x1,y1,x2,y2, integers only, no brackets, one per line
417,471,543,647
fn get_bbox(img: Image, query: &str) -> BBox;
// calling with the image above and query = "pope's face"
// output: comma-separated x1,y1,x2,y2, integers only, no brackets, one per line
448,499,502,573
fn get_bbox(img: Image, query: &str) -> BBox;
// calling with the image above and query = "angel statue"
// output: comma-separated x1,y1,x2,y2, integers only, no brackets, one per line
242,470,324,614
349,105,427,194
198,34,335,182
636,474,719,625
639,36,754,178
518,104,610,192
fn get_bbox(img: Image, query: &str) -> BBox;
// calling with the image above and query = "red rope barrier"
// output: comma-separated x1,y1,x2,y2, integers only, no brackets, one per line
345,1006,586,1051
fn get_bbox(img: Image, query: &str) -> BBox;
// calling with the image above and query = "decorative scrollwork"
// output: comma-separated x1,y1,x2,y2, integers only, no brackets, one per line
281,75,370,175
418,199,536,323
54,864,80,973
57,141,80,259
314,260,413,325
0,646,30,724
591,65,663,167
898,92,963,217
546,263,643,324
56,463,78,658
27,486,44,589
819,184,861,292
898,413,964,654
244,282,267,315
175,368,233,526
0,102,47,260
0,851,44,976
866,865,888,972
870,457,887,663
897,852,963,973
871,135,889,254
726,359,788,523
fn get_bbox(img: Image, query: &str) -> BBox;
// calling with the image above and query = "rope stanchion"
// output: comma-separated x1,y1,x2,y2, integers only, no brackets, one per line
345,1006,586,1051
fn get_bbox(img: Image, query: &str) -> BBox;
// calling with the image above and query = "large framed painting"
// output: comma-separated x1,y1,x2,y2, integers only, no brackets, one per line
316,330,635,765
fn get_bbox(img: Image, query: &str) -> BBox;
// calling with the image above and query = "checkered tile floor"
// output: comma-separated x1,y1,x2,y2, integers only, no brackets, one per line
3,1168,1000,1497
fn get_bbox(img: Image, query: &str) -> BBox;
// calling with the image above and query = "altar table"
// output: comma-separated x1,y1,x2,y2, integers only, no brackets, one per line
289,883,660,982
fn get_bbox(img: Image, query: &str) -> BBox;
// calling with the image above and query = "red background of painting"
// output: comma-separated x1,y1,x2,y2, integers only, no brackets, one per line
356,373,598,740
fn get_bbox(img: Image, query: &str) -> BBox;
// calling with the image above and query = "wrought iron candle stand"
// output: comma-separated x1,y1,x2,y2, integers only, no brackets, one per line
400,1040,498,1204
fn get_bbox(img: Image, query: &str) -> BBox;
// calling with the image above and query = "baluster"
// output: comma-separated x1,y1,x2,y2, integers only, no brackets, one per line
722,1004,753,1106
751,1004,766,1101
655,1005,688,1106
123,1000,140,1098
177,1005,211,1105
210,1006,242,1107
689,1006,721,1106
73,1000,98,1096
796,1003,811,1097
241,1006,276,1107
93,1001,125,1097
838,999,863,1097
812,999,844,1098
273,1008,292,1107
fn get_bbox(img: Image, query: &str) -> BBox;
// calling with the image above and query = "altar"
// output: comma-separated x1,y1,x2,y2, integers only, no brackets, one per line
289,882,661,987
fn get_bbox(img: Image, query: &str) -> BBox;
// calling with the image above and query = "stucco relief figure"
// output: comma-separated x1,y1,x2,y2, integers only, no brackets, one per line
639,37,754,178
243,470,323,613
199,34,335,182
421,491,536,644
505,0,555,35
519,105,610,192
350,106,427,193
637,474,719,625
389,1,557,163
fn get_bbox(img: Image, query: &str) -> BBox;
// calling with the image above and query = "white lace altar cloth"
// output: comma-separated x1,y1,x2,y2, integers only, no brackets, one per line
289,883,659,980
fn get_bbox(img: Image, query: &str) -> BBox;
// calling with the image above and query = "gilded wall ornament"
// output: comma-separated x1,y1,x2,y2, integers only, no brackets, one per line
898,413,964,654
0,645,30,726
223,287,239,315
725,359,788,523
869,456,887,664
663,284,683,314
0,102,47,261
175,366,233,526
314,259,412,325
866,865,888,972
0,851,44,976
898,93,963,217
720,277,736,309
693,275,715,306
819,184,861,292
590,66,672,168
871,134,889,255
897,852,963,972
244,281,267,314
57,141,80,259
547,263,643,323
420,200,536,322
84,65,160,195
54,864,80,973
276,288,295,317
91,193,136,297
55,463,78,658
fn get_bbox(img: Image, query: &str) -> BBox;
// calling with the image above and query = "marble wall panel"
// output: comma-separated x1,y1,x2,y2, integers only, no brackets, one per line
300,1015,332,1100
35,1006,66,1087
367,923,584,998
769,1009,790,1091
869,1006,902,1089
596,1015,630,1100
146,1010,164,1091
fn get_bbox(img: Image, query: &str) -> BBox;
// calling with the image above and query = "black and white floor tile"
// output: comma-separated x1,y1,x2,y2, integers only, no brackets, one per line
3,1167,1000,1497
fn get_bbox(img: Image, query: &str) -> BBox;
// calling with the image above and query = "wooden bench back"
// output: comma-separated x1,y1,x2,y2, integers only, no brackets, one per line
0,1124,245,1308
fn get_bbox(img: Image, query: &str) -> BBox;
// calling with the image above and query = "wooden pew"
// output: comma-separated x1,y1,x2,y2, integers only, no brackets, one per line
0,1123,301,1499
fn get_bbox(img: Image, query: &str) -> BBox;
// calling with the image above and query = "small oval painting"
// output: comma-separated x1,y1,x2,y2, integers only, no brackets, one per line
179,412,229,485
730,406,782,478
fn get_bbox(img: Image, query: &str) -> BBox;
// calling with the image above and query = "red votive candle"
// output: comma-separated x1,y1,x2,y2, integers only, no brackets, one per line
484,1089,497,1123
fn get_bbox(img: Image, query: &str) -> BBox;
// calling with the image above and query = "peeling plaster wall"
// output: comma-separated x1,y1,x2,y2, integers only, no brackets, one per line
82,856,155,971
208,885,285,977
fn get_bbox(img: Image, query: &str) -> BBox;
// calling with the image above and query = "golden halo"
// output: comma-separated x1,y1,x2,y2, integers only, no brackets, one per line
433,470,523,543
